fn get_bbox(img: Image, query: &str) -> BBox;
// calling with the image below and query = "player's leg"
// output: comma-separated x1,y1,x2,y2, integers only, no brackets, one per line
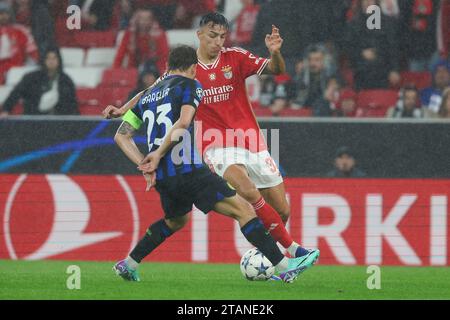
126,214,190,268
223,164,299,254
191,167,318,282
114,214,190,281
212,195,319,283
213,195,285,268
259,182,310,257
114,187,191,281
259,181,290,223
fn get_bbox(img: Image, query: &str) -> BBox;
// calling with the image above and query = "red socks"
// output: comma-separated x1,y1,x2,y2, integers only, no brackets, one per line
252,197,293,248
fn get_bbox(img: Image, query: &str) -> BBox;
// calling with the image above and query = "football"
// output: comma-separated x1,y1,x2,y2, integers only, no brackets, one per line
240,248,275,281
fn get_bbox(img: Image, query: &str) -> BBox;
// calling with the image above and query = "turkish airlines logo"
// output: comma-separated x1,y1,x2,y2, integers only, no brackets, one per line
3,174,139,260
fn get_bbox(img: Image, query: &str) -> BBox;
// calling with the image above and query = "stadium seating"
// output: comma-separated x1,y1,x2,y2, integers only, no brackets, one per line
65,67,104,88
108,87,132,106
9,104,23,115
77,87,131,116
101,68,138,88
223,0,243,21
341,68,355,88
54,17,72,46
253,106,273,117
444,4,450,57
61,48,85,68
253,107,313,117
85,48,116,67
167,30,200,48
279,108,313,117
356,89,399,117
58,30,117,48
5,66,39,86
400,71,432,90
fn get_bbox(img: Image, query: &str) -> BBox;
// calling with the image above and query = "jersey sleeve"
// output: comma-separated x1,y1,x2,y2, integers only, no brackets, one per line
122,103,143,130
181,79,203,109
232,47,269,79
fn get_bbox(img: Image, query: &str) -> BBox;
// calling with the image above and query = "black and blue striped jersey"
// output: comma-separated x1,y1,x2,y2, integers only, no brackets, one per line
123,75,204,180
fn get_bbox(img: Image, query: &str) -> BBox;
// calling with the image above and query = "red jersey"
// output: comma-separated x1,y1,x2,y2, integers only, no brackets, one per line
195,47,269,154
113,26,169,74
0,24,38,83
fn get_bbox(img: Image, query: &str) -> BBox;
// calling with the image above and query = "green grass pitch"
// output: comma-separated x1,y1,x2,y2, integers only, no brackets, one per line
0,260,449,300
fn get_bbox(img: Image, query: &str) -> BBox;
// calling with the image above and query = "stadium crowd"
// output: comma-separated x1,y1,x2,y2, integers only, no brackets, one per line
0,0,449,119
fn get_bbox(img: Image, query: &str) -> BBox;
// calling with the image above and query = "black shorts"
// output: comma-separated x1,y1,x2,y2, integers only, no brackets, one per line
155,166,236,219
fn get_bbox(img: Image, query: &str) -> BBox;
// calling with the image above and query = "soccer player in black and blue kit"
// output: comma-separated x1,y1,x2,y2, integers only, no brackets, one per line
113,45,308,283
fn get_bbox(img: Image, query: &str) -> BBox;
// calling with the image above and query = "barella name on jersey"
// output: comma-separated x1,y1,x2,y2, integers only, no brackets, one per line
141,88,170,104
202,84,234,104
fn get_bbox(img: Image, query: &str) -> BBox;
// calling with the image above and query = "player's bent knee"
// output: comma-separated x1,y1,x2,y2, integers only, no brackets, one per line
232,197,257,223
235,184,260,203
218,195,255,222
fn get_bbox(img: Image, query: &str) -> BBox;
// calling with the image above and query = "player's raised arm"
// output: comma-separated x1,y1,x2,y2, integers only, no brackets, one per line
262,25,286,75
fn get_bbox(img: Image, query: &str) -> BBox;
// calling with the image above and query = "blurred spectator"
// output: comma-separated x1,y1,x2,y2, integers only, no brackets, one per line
420,59,450,113
436,87,450,119
251,0,347,76
386,86,425,118
0,1,38,83
111,0,135,30
291,45,337,114
0,46,79,117
13,0,31,26
259,75,276,107
399,0,440,72
172,0,216,29
257,73,294,115
128,61,160,100
250,0,304,76
113,8,169,74
31,0,56,59
124,0,176,30
380,0,400,17
310,77,342,117
327,146,367,177
268,74,293,116
344,0,401,90
439,0,449,58
69,0,115,30
269,97,288,116
334,88,359,117
229,0,260,49
346,0,399,20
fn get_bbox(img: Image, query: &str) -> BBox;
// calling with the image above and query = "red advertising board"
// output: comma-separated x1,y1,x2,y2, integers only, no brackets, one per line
1,174,449,266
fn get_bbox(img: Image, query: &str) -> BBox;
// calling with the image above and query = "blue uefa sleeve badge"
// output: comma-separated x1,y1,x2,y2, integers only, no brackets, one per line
196,87,204,101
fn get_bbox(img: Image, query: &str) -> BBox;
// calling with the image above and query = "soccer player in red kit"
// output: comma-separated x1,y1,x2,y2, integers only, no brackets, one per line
103,13,319,266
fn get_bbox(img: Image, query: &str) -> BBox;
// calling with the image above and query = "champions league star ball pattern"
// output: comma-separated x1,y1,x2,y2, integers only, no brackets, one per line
240,248,275,281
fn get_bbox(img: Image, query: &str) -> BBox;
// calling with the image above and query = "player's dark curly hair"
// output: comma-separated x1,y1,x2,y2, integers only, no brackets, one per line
168,45,198,71
199,12,229,30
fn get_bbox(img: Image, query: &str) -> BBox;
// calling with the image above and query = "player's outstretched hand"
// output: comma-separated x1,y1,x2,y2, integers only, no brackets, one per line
143,172,156,192
138,152,161,174
265,24,283,54
102,105,124,119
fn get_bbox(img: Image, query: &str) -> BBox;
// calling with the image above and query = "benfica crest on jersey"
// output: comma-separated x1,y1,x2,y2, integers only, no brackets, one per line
221,65,233,79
